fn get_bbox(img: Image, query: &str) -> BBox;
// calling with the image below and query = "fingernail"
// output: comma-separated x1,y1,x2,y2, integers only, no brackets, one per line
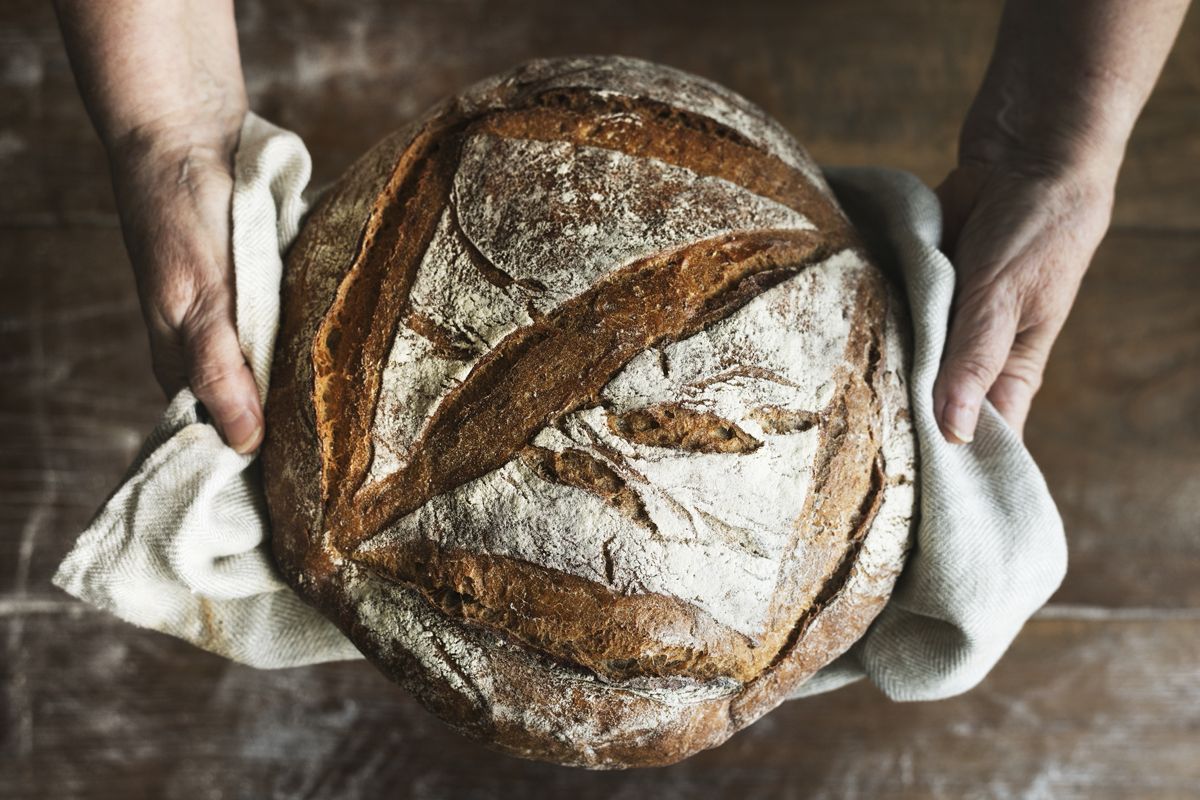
942,402,975,444
226,407,262,454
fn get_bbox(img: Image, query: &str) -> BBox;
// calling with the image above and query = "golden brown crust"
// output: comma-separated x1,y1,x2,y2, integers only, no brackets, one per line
472,96,848,235
354,540,756,683
605,404,764,454
339,227,836,546
262,105,439,598
308,87,860,549
262,55,916,769
348,264,890,689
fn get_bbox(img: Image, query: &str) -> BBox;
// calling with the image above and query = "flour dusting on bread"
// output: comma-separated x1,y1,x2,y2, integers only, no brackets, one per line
263,54,917,769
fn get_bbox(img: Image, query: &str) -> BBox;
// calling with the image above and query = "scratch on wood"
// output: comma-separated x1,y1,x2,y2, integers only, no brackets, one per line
5,263,54,762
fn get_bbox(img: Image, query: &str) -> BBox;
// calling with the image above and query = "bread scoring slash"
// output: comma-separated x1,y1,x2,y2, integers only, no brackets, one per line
262,55,918,769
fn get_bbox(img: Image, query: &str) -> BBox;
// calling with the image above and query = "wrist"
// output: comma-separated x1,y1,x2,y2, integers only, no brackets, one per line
952,125,1118,241
958,129,1124,196
105,107,244,177
957,80,1129,188
959,50,1136,190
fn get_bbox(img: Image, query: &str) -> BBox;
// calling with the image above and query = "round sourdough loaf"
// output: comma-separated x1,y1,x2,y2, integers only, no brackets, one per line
262,55,917,769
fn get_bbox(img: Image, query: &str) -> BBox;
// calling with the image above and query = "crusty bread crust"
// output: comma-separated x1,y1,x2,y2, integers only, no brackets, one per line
262,55,917,769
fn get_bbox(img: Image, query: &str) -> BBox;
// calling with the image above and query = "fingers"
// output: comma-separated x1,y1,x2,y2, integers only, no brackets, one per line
985,327,1053,436
987,375,1035,437
933,280,1020,444
931,161,1110,445
114,143,257,453
181,297,263,454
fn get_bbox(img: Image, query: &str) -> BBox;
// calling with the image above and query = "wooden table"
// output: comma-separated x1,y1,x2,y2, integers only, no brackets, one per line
3,1,1198,797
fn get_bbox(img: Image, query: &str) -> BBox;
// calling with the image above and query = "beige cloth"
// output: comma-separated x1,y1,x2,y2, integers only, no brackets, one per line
54,113,1066,698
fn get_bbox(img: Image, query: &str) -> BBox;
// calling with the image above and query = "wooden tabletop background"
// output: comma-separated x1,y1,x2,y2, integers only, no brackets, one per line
2,1,1199,797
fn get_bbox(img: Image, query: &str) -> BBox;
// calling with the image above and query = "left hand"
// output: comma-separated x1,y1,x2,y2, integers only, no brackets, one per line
933,158,1116,442
107,116,263,454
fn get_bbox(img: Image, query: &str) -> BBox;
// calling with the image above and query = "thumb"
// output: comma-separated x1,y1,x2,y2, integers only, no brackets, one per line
182,301,264,454
934,282,1020,444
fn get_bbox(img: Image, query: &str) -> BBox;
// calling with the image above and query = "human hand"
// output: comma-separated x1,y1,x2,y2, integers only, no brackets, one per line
52,0,256,451
928,0,1191,445
932,157,1115,443
108,119,263,454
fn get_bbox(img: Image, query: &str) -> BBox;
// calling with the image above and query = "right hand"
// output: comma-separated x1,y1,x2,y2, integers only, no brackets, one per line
932,155,1115,443
108,119,264,454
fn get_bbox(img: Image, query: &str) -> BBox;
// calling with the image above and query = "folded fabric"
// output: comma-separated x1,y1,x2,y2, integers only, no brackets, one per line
53,113,360,667
54,113,1066,698
787,167,1067,700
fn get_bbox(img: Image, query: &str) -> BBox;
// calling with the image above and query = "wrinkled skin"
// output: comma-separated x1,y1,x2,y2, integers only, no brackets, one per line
934,156,1115,440
928,0,1189,443
108,121,262,452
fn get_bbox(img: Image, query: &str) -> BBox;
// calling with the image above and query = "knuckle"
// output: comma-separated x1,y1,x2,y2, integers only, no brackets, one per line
179,290,234,343
145,323,182,356
184,328,244,401
989,377,1036,420
144,271,198,331
1002,357,1045,395
138,249,232,332
1011,268,1076,320
188,357,242,397
959,276,1019,322
950,356,998,390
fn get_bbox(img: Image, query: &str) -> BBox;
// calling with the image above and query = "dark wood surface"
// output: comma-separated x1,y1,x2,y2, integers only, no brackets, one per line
2,1,1198,797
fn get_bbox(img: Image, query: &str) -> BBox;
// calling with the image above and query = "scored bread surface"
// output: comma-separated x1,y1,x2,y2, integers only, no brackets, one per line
263,55,917,769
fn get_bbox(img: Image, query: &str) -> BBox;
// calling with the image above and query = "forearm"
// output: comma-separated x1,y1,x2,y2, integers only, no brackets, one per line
962,0,1190,174
53,0,246,158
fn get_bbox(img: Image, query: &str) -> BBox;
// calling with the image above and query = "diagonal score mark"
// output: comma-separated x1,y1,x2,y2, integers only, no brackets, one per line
312,118,468,516
307,88,862,552
337,227,851,550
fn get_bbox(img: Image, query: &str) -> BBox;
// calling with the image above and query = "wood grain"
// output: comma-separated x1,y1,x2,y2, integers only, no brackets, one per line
0,229,160,598
2,611,1198,799
3,0,1199,795
1029,231,1200,608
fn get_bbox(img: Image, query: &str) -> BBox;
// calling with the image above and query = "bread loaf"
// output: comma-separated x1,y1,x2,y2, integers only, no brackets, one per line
262,55,917,769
